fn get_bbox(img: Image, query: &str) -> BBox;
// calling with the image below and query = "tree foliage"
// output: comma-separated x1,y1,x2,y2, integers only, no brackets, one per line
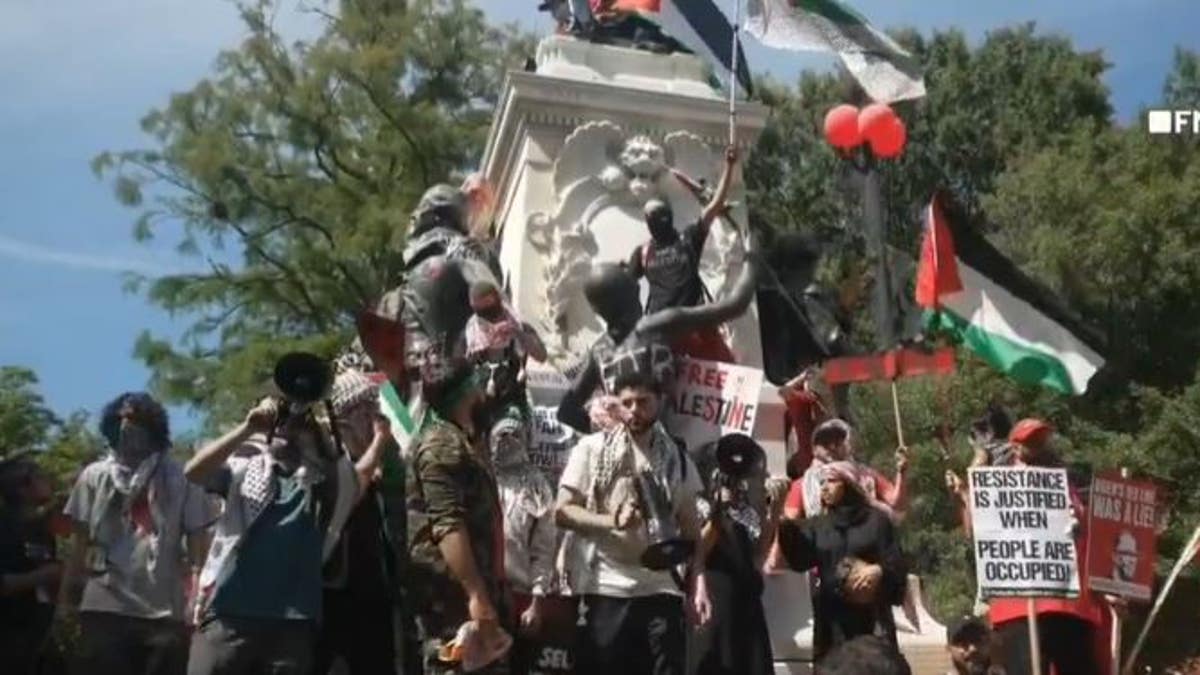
97,0,534,429
100,4,1200,663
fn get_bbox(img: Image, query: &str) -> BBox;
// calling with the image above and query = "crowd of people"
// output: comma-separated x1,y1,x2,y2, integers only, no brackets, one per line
0,150,1125,675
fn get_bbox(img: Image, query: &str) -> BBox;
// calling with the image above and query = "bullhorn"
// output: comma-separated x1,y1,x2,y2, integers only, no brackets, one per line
634,470,695,571
715,433,766,480
269,352,333,441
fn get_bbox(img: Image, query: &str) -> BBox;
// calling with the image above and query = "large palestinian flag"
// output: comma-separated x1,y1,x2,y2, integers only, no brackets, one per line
598,0,754,95
915,193,1105,395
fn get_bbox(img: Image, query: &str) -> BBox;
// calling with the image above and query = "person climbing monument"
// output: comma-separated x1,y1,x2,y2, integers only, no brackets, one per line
628,145,739,316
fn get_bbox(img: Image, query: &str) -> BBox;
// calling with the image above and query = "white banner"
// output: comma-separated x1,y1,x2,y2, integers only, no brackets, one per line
665,357,764,452
529,405,577,485
968,466,1081,599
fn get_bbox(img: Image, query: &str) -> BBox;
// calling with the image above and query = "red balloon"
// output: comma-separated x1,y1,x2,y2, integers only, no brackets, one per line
858,103,898,145
823,104,862,149
869,116,907,159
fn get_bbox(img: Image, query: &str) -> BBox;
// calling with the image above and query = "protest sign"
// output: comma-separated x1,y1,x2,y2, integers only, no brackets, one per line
664,357,764,452
529,406,578,484
968,466,1080,599
1086,472,1158,601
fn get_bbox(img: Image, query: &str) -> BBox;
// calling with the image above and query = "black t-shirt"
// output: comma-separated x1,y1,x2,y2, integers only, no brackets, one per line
630,222,707,315
0,513,56,628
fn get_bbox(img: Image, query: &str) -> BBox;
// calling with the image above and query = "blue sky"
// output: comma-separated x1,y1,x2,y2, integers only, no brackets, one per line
1,0,1196,433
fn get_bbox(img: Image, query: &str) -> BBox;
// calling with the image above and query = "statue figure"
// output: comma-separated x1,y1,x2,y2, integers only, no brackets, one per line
403,183,501,281
556,241,761,434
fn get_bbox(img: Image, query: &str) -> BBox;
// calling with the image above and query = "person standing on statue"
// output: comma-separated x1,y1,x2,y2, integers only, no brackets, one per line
629,145,739,316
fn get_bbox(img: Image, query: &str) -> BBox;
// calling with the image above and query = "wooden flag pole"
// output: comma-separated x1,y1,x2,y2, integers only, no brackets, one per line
728,0,742,146
889,380,906,448
1122,521,1200,674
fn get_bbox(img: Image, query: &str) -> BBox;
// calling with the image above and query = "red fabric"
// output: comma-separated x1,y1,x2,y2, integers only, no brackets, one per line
1010,418,1054,445
782,389,825,478
592,0,661,12
670,327,736,363
915,193,963,308
129,493,155,536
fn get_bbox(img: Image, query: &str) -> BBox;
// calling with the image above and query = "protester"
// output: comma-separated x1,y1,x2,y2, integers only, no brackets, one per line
691,434,789,675
966,406,1014,468
628,146,737,316
944,615,995,675
406,370,512,674
556,370,711,675
184,392,378,675
782,419,908,522
946,418,1104,675
814,634,913,675
314,370,401,675
489,410,558,673
59,392,214,675
776,461,908,661
0,454,61,675
465,279,548,418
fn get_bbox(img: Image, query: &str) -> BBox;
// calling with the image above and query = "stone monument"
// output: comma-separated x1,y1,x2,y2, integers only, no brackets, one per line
480,33,949,675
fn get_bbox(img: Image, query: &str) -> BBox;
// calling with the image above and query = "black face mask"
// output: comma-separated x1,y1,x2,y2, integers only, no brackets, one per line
646,207,676,243
476,304,505,323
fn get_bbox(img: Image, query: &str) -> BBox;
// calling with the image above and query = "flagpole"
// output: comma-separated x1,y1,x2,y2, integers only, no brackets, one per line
728,0,742,147
1122,522,1200,673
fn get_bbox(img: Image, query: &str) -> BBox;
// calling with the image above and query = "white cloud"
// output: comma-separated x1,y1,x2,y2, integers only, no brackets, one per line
0,233,190,277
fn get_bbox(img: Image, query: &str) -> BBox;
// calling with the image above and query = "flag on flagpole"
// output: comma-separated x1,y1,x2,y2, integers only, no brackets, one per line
599,0,754,95
743,0,924,103
915,192,1106,395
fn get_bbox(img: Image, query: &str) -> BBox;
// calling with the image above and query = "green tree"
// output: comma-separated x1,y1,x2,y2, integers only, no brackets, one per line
0,366,102,496
97,0,535,429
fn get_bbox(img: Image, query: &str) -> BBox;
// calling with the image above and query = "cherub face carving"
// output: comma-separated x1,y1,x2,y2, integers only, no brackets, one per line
620,136,667,201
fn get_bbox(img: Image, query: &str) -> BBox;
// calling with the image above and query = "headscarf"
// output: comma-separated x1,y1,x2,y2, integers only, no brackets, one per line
490,412,554,520
820,461,893,522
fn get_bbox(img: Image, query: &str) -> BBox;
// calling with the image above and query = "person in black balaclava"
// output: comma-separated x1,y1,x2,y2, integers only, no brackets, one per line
556,238,760,434
628,146,739,316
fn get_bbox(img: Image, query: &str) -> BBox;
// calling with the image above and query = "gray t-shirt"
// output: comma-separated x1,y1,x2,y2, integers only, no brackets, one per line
64,455,216,621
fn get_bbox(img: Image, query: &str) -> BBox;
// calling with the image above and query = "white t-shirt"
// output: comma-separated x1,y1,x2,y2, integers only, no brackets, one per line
558,430,704,598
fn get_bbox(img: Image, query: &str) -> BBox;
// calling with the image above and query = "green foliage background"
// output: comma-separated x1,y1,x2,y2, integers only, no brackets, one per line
5,1,1200,670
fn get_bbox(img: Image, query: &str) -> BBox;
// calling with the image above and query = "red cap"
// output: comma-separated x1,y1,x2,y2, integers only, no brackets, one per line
1009,418,1053,445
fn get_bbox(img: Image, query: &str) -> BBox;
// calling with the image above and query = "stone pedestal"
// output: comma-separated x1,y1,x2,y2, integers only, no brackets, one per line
480,34,948,675
481,35,769,372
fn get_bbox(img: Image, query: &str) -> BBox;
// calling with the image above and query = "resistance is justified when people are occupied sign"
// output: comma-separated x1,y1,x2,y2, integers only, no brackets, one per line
968,466,1081,599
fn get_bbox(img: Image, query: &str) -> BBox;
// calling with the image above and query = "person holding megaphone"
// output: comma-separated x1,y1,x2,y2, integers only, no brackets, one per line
183,353,387,675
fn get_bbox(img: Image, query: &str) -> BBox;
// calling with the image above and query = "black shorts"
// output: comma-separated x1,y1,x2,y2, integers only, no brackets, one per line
575,594,686,675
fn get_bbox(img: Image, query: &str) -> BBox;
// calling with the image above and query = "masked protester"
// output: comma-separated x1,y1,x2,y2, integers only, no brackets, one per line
776,462,908,662
0,455,61,675
488,411,559,673
556,370,710,675
465,280,548,421
628,146,738,316
314,370,400,675
407,370,513,675
785,419,907,522
60,393,216,675
946,419,1104,675
184,390,383,675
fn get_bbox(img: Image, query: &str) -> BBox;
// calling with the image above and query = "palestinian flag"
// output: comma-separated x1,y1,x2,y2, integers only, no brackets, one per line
376,378,423,457
598,0,754,95
915,192,1105,395
744,0,924,103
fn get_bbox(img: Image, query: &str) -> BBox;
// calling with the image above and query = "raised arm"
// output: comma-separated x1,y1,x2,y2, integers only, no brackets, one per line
557,356,601,434
636,242,760,338
352,417,394,499
185,400,275,485
697,145,739,236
